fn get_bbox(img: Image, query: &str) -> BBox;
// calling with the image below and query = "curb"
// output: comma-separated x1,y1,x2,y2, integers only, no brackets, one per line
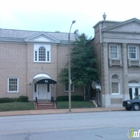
0,108,125,117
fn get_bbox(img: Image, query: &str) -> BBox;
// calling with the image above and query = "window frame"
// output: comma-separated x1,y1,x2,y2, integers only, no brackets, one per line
111,74,120,95
7,78,19,93
111,82,120,95
128,45,138,60
34,44,51,62
109,44,120,59
64,83,74,92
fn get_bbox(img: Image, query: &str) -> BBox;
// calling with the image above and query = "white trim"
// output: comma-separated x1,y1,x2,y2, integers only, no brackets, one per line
128,45,139,60
25,32,60,43
34,44,51,62
111,82,120,95
109,44,120,59
7,78,19,93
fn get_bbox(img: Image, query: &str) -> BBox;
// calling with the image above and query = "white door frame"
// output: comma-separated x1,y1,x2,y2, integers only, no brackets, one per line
129,83,140,99
33,83,51,100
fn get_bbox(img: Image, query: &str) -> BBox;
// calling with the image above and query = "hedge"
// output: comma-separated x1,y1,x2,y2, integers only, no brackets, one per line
0,96,28,103
57,95,84,101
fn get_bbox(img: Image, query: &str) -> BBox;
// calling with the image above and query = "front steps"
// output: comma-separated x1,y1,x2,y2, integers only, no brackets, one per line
35,100,56,110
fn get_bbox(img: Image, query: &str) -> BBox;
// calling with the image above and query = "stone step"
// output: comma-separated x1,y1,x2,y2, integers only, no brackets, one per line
35,102,56,110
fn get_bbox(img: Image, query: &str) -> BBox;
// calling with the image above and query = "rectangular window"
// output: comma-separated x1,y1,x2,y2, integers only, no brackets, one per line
110,45,119,59
112,82,119,95
47,84,50,92
65,83,74,92
129,46,137,59
35,51,37,61
47,51,49,61
34,84,37,92
8,78,19,92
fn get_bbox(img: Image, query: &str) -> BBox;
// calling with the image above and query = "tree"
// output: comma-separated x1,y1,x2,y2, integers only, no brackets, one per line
59,33,97,96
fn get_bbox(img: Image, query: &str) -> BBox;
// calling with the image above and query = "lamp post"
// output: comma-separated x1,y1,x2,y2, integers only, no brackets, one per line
68,20,76,112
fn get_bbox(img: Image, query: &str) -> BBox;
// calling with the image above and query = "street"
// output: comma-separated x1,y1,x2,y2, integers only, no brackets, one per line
0,111,140,140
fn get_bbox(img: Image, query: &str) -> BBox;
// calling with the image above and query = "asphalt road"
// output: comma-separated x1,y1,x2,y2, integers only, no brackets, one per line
0,111,140,140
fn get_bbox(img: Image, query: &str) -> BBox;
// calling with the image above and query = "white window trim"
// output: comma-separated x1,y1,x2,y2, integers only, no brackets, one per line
34,44,51,62
7,78,19,93
64,83,74,92
111,82,120,95
128,45,138,60
109,44,120,59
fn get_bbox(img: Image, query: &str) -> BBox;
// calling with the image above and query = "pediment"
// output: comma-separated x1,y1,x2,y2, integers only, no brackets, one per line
102,18,140,33
25,32,60,43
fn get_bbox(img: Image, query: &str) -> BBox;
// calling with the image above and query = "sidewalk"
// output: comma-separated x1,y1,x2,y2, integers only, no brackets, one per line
0,107,125,117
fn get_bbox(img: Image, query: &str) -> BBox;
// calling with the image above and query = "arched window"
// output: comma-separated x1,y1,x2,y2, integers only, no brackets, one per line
112,74,118,79
34,44,51,62
39,47,46,61
111,74,120,95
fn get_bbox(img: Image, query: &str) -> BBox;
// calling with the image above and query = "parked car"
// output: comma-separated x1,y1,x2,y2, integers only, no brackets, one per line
122,95,140,111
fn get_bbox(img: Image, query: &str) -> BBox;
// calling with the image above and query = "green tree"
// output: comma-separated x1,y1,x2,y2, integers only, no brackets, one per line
59,33,97,95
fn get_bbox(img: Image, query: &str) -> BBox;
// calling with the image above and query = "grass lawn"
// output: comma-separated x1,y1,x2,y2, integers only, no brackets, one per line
56,101,94,109
0,102,35,111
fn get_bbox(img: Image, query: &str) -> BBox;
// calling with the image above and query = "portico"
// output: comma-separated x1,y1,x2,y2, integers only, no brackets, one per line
33,73,56,100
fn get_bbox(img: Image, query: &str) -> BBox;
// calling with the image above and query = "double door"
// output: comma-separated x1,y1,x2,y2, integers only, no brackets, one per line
129,87,140,99
38,84,51,100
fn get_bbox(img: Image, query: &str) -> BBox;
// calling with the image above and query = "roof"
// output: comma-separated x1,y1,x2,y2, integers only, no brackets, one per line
93,20,120,28
0,28,78,44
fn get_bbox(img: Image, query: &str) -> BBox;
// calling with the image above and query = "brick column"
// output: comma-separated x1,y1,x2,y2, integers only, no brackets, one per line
122,43,129,100
102,43,110,107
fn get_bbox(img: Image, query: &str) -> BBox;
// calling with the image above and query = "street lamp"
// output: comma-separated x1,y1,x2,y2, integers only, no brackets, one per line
68,20,76,112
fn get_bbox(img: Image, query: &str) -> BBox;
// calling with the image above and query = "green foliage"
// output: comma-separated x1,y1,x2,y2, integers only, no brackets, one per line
18,96,28,102
56,95,84,101
57,96,68,101
0,98,13,103
59,33,97,87
0,96,28,103
56,101,94,109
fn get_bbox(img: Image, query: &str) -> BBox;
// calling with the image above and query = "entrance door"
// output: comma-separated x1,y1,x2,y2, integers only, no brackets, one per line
38,84,51,100
129,87,139,99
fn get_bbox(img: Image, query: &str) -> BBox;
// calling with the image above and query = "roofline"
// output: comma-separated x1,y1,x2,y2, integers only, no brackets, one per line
93,20,120,28
0,28,76,34
102,18,140,32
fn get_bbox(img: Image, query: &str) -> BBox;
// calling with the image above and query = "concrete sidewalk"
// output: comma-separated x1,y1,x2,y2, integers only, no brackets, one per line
0,107,125,116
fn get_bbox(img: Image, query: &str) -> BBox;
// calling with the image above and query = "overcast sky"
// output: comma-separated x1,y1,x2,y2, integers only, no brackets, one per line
0,0,140,38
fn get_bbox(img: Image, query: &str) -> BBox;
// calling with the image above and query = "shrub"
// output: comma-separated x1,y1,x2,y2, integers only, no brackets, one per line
18,96,28,102
0,96,28,103
71,95,84,101
0,97,12,103
57,95,84,101
57,96,68,101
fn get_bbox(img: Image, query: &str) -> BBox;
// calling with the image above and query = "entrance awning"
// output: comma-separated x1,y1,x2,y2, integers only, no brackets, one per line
33,74,57,84
91,80,101,91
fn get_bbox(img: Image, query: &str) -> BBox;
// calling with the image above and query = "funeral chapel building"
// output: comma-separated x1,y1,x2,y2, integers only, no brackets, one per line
0,17,140,107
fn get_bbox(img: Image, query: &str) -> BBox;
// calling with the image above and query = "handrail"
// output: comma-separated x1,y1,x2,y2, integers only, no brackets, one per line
35,97,38,104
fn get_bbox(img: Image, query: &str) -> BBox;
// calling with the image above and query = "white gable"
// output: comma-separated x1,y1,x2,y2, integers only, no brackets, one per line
32,35,52,42
25,33,60,43
103,19,140,33
111,22,140,32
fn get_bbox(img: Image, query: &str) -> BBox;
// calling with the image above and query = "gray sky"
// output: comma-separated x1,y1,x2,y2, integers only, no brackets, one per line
0,0,140,38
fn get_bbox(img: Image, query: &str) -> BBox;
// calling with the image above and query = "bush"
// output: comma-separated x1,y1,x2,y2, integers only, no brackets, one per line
0,96,28,103
0,97,12,103
57,95,84,101
18,96,28,102
71,95,84,101
57,96,68,101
